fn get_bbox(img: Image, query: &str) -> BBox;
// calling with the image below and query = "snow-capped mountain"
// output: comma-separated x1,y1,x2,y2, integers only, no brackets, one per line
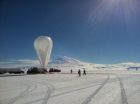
47,56,87,71
48,56,136,71
0,56,140,71
49,56,82,65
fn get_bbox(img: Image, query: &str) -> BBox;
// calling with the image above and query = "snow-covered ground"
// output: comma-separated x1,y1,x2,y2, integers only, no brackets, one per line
0,70,140,104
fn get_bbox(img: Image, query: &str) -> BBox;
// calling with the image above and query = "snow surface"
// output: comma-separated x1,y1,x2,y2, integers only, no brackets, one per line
0,70,140,104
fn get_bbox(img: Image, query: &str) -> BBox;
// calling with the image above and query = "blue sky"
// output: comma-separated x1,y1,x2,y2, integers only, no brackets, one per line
0,0,140,64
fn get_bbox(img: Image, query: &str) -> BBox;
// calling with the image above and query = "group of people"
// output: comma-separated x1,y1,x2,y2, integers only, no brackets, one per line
78,69,86,77
70,69,86,77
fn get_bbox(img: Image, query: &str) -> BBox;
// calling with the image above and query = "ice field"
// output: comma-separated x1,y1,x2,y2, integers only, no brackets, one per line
0,71,140,104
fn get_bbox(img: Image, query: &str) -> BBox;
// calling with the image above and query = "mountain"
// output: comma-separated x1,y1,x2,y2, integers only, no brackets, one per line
47,56,87,71
49,56,82,65
0,56,140,71
48,56,140,70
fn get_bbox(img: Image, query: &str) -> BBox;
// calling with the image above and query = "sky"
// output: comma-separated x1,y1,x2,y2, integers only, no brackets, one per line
0,0,140,65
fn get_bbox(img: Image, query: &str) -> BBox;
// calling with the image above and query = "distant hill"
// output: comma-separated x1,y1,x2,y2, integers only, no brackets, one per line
0,56,140,72
49,56,82,65
49,56,140,71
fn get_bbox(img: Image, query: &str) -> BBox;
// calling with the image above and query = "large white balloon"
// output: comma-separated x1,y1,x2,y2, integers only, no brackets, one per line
34,36,53,68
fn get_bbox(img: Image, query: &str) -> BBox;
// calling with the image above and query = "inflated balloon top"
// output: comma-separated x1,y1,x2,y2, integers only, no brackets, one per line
34,36,53,68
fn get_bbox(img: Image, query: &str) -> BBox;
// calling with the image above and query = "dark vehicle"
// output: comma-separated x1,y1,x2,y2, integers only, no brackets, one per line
49,68,61,73
0,68,24,74
9,70,24,74
27,67,47,74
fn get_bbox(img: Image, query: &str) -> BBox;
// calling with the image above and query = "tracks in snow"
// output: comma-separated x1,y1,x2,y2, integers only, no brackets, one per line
22,77,111,104
6,81,54,104
3,74,128,104
117,76,128,104
52,82,103,98
7,83,37,104
81,75,110,104
81,74,128,104
41,82,55,104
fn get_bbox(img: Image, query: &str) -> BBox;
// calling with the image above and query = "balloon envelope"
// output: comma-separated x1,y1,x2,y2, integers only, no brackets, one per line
34,36,53,68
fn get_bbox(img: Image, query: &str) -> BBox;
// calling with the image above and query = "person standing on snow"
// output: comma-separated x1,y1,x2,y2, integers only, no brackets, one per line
78,69,81,77
83,69,86,76
70,69,73,74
